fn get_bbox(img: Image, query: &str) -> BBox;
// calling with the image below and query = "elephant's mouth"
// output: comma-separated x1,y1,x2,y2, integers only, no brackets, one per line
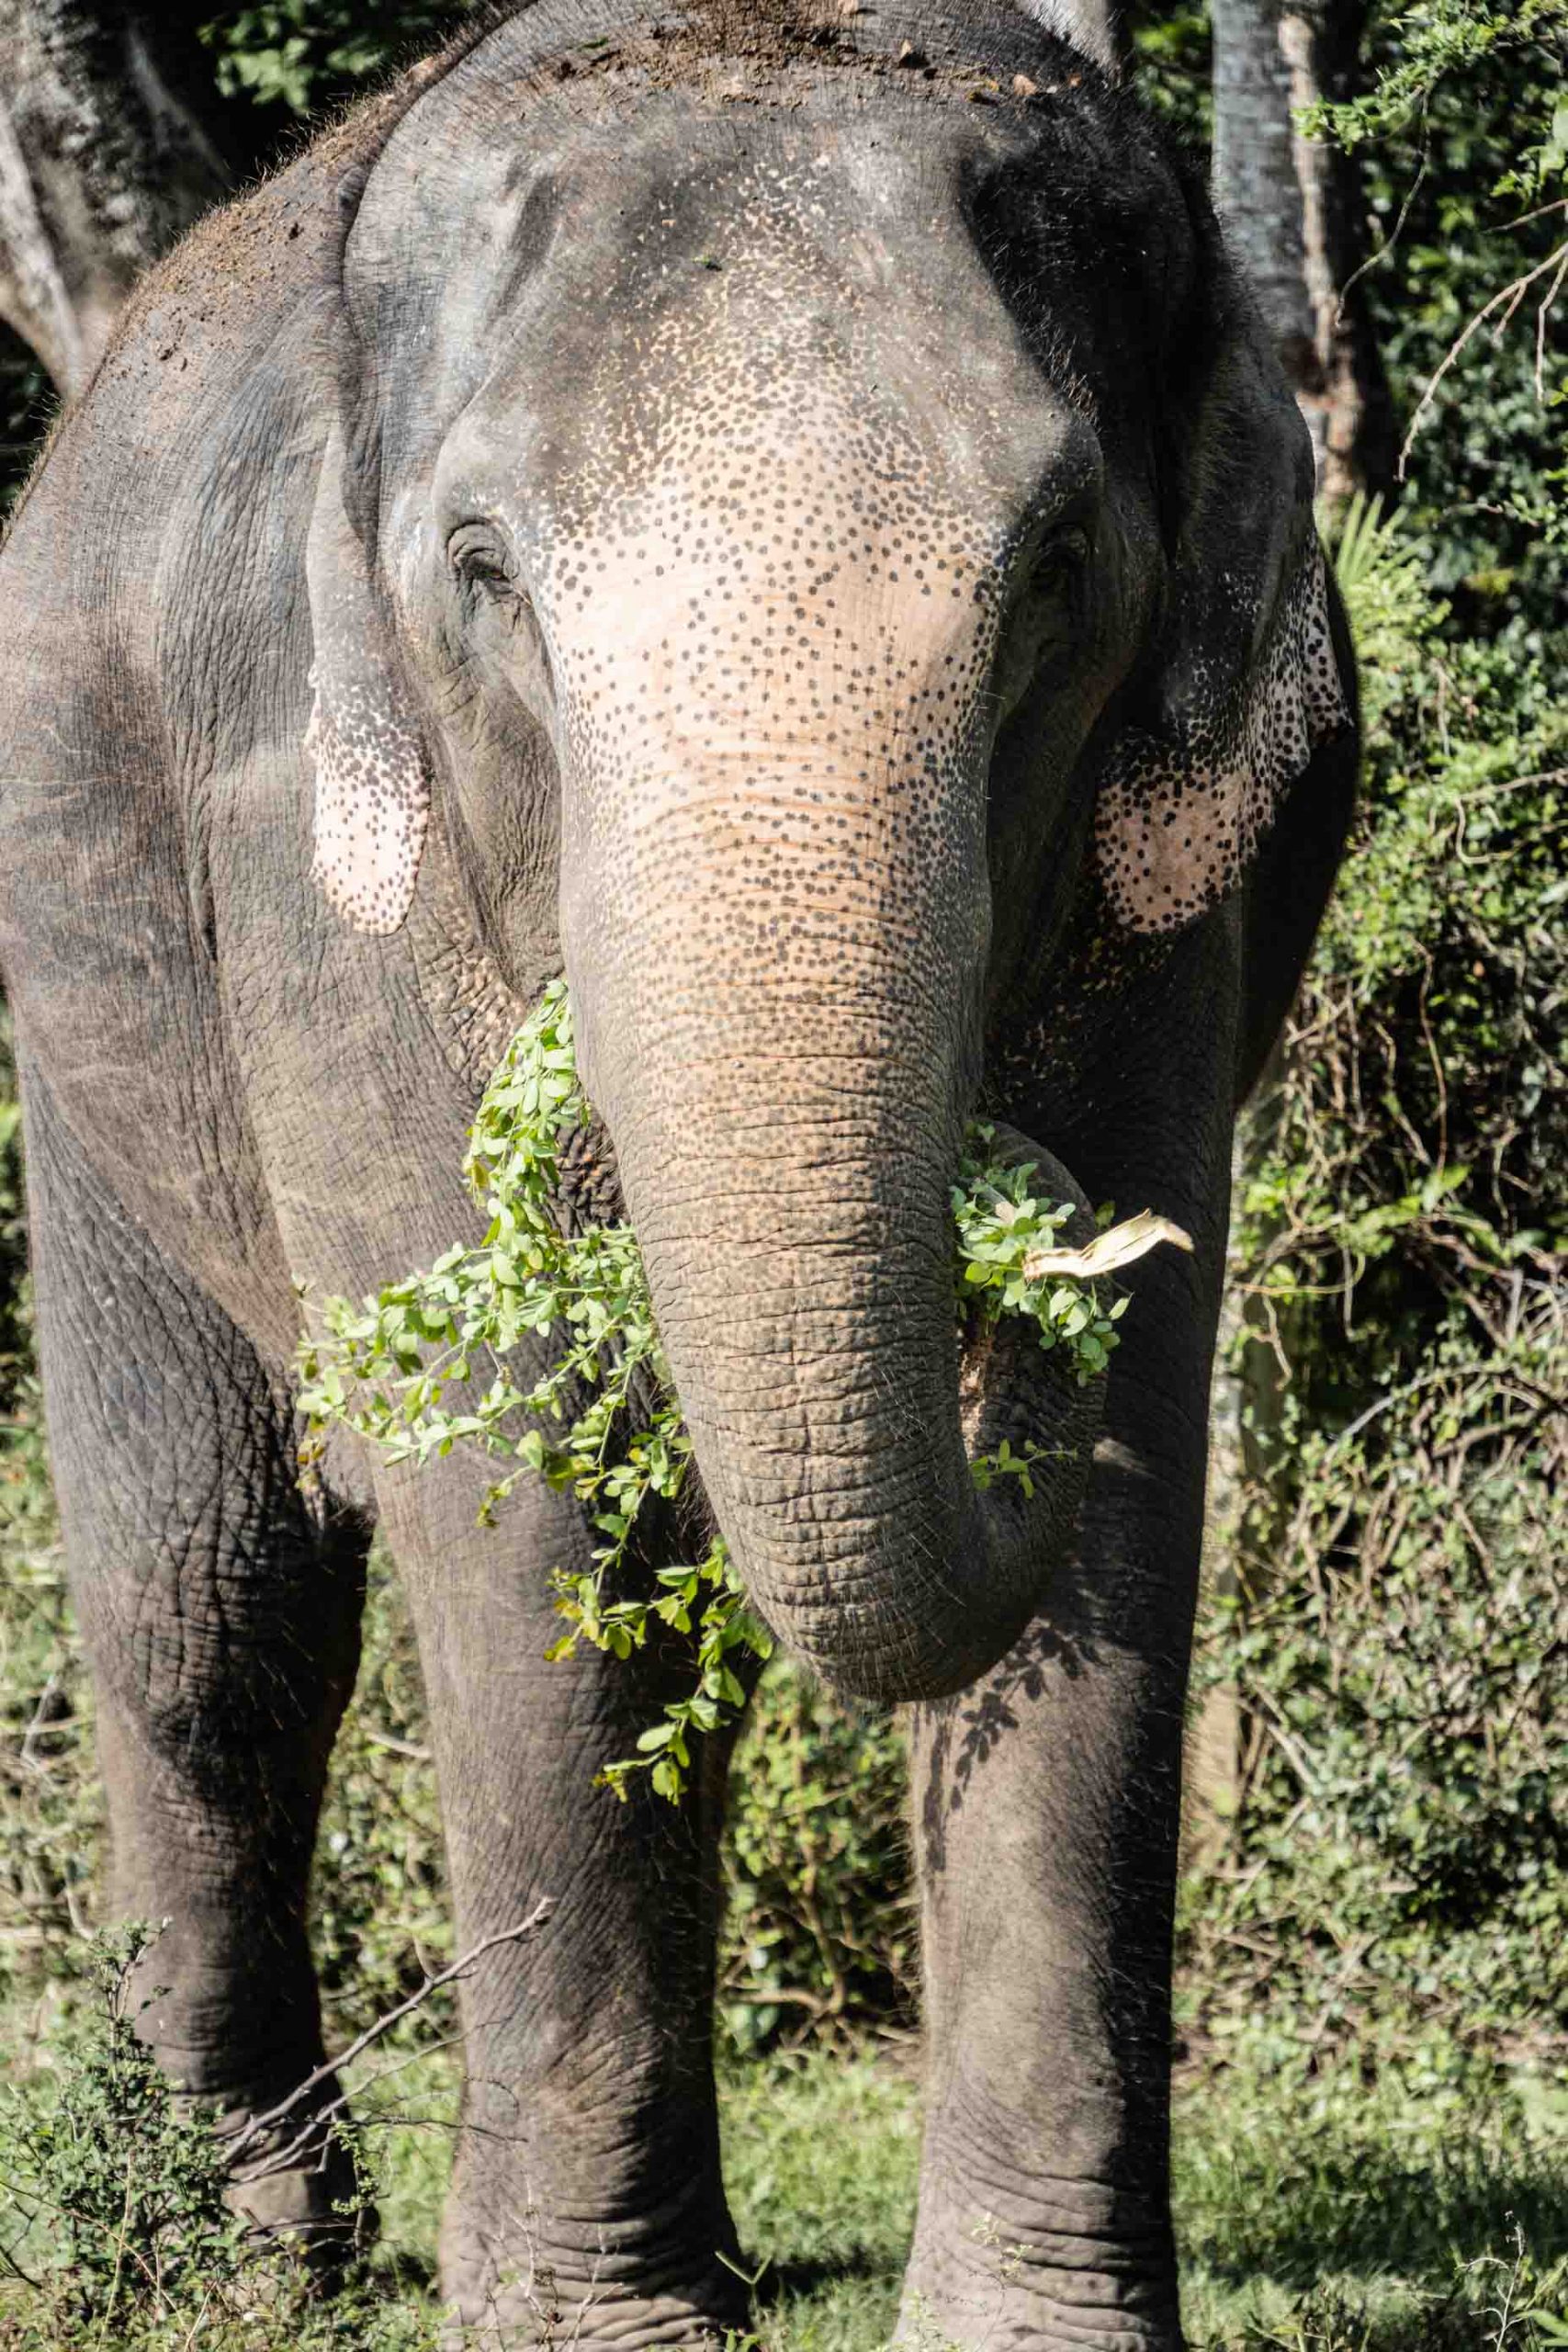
566,1103,1100,1485
556,1110,626,1238
952,1123,1106,1581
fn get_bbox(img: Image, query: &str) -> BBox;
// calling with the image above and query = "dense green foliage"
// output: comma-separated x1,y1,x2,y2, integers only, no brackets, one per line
0,1926,254,2337
200,2,468,119
0,1939,432,2349
1182,481,1567,2084
1175,0,1568,2095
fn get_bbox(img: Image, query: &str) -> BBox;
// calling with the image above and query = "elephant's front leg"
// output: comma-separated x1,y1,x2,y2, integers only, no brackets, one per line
900,1249,1219,2352
383,1456,745,2349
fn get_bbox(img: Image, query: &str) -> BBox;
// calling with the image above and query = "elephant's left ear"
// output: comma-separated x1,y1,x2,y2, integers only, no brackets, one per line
1093,254,1355,937
304,424,430,934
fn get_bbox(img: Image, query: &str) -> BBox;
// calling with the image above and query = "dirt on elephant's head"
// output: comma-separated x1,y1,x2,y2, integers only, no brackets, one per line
473,0,1105,119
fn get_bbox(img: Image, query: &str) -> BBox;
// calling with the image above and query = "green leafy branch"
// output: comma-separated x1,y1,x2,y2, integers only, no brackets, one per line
298,982,1168,1798
1297,0,1568,194
1299,1,1568,473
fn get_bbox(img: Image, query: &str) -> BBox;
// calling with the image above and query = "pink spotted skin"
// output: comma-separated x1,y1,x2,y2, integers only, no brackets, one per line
1096,540,1349,933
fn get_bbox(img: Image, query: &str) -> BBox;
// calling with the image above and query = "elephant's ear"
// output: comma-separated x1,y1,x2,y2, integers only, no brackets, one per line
303,424,429,934
1093,259,1354,937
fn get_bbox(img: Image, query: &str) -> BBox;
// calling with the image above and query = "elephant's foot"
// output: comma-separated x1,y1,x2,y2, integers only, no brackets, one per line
897,2204,1181,2352
441,2267,745,2348
439,2203,746,2348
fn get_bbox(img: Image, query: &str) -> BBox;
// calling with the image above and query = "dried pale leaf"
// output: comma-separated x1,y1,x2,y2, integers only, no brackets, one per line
1021,1211,1194,1283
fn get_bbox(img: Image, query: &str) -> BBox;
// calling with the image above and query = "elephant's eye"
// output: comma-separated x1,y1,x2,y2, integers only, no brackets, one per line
448,525,525,604
1031,526,1089,596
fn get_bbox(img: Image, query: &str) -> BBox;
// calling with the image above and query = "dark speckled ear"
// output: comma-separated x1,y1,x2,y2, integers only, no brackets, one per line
1094,274,1353,937
304,424,429,934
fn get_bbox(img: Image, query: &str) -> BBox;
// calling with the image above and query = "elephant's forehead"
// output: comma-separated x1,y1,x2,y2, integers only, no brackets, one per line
461,177,1090,872
509,288,1056,798
524,255,1037,581
542,437,1004,803
431,111,1086,539
539,221,1057,528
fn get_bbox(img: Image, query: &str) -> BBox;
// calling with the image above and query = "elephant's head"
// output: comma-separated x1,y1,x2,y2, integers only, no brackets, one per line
300,1,1350,1701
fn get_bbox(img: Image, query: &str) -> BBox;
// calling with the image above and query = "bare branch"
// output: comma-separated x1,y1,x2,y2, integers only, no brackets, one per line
224,1900,554,2166
1399,238,1568,478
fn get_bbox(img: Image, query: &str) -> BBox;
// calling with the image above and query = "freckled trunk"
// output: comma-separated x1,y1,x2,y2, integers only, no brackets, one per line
567,776,1100,1707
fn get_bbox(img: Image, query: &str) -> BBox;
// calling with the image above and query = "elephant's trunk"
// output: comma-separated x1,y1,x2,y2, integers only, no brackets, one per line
547,379,1103,1700
563,762,1100,1706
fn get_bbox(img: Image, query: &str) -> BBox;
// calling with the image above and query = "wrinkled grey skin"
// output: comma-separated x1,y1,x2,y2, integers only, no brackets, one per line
0,1,1358,2343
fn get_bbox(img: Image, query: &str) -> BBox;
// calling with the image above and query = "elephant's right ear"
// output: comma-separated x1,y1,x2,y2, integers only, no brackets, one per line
304,424,430,934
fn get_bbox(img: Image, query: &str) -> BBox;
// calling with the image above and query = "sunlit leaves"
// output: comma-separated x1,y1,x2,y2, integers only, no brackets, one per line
951,1129,1132,1388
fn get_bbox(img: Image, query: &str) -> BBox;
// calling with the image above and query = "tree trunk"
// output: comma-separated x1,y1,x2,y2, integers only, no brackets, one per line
1212,0,1315,389
1211,0,1393,501
1279,2,1398,501
0,1,241,398
1192,0,1391,1849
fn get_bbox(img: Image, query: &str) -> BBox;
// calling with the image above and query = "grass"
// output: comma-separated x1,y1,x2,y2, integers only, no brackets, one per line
6,2033,1568,2350
725,2055,1568,2349
321,2040,1568,2350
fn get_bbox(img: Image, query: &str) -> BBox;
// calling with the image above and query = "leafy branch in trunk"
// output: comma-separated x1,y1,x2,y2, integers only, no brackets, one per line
298,983,1177,1797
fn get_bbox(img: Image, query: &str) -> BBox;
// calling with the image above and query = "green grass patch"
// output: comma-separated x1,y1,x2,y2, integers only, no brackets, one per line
724,2054,920,2348
308,2048,1568,2349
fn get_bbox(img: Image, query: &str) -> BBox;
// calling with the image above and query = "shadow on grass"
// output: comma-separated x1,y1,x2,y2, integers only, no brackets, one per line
1180,2127,1568,2290
751,2248,898,2307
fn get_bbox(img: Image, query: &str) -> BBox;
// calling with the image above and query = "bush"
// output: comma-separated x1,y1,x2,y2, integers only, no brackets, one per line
0,1925,251,2334
720,1665,917,2054
0,1923,442,2351
1182,485,1568,2087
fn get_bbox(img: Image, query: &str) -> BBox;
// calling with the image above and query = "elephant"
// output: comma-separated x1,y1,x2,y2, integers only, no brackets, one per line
0,0,1359,2342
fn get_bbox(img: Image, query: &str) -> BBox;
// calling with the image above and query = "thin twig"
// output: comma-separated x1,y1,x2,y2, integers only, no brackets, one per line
225,1900,552,2163
360,1725,431,1762
1337,136,1431,326
234,2031,468,2185
1537,244,1568,400
1400,239,1568,477
1504,194,1568,232
0,2232,42,2293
